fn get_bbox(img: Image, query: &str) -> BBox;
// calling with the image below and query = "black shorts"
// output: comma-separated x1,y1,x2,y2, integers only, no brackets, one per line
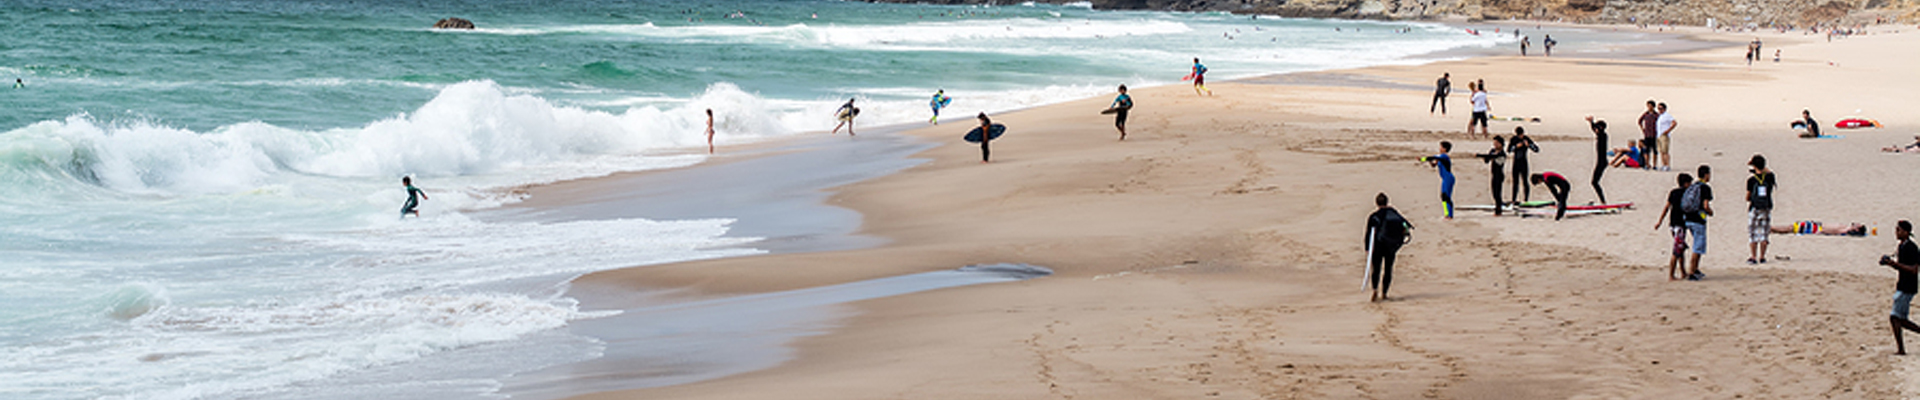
1115,110,1129,127
1470,111,1488,126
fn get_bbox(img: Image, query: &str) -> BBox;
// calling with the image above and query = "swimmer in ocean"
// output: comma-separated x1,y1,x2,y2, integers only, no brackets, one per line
400,176,428,218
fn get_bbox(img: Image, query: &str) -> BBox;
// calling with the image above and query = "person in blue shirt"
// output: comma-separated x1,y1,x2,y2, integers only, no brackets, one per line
1187,58,1211,96
1422,141,1456,220
1110,85,1133,140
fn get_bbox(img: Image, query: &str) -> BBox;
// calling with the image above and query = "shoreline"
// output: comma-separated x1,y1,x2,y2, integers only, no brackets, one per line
503,22,1919,399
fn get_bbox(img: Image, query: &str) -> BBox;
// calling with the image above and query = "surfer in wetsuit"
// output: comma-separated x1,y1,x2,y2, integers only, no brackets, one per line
1365,193,1412,302
1475,136,1509,216
1421,141,1456,220
831,98,857,136
12,78,20,89
1508,126,1539,205
929,89,950,125
1111,85,1132,140
1431,73,1450,115
976,112,993,163
1529,172,1572,220
1586,116,1609,204
400,176,428,218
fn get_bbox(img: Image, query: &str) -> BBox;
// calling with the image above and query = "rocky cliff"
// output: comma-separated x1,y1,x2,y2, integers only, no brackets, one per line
868,0,1918,25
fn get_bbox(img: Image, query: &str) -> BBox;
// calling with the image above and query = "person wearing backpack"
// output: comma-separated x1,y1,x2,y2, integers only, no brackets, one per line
1746,155,1777,264
1679,165,1715,280
1366,193,1414,302
1655,173,1695,281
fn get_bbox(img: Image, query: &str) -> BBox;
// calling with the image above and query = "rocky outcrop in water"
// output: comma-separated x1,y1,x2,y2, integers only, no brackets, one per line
433,18,476,30
867,0,1917,25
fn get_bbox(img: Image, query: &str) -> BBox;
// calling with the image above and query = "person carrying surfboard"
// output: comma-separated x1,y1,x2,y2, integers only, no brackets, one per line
1528,172,1571,221
975,112,993,163
1109,85,1132,140
929,90,951,125
1365,193,1412,302
831,98,858,136
400,176,428,219
1184,58,1211,96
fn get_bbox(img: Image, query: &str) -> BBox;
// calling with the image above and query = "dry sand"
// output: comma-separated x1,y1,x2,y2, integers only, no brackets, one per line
560,25,1920,399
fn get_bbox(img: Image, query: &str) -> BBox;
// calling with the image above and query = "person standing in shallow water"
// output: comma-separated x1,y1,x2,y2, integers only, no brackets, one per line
831,98,857,136
400,176,428,219
705,109,716,154
1365,193,1412,302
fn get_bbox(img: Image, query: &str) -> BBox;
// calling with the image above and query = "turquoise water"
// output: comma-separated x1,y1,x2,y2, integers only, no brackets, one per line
0,1,1500,399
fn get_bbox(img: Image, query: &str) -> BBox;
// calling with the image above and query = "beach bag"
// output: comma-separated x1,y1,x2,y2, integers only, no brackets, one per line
1680,184,1705,214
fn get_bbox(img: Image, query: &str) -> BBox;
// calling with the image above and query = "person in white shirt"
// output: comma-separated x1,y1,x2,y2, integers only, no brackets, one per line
1656,102,1677,171
1466,81,1490,137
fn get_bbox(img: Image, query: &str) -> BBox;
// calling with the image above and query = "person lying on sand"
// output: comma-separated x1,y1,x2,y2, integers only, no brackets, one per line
1772,221,1873,236
1883,136,1920,153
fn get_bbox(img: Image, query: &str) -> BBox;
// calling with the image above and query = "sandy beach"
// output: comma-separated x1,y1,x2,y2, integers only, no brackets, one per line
535,24,1920,399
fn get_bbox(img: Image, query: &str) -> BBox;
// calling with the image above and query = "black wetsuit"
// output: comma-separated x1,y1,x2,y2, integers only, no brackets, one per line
1509,135,1539,204
1540,172,1571,220
1475,145,1508,215
1805,116,1820,137
1431,77,1450,114
979,122,992,162
1591,121,1608,204
1365,207,1411,297
401,185,424,217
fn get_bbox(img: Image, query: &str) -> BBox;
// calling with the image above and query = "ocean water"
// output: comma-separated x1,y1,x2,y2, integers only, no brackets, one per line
0,1,1502,399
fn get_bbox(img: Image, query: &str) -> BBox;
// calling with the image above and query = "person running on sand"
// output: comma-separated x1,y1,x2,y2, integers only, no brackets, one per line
1880,220,1920,355
1655,173,1695,281
831,98,857,136
1609,140,1645,168
1746,155,1776,264
1656,102,1677,171
1637,100,1660,170
705,109,716,154
976,112,993,163
1421,141,1456,220
1528,172,1572,220
1467,81,1491,136
1365,193,1413,302
1431,72,1451,115
1187,58,1212,96
400,176,429,219
1508,126,1538,205
1474,136,1510,216
1110,85,1133,140
1586,116,1610,204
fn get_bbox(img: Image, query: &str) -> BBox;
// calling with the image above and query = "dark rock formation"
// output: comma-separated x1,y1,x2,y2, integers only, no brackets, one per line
433,18,476,30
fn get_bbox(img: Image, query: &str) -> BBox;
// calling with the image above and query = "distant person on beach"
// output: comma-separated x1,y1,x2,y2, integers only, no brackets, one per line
1656,102,1677,171
1475,136,1510,216
1467,81,1490,136
1529,172,1571,220
705,109,716,154
1421,141,1456,220
1365,193,1413,302
929,89,950,125
1880,220,1920,355
1796,109,1821,138
1110,85,1133,140
1431,72,1451,115
1884,136,1920,153
976,112,993,163
1746,155,1776,264
1544,34,1556,56
1187,58,1212,96
1637,100,1659,170
1774,49,1781,62
1656,173,1695,281
1608,140,1644,169
400,176,428,219
1508,126,1538,204
1774,221,1869,236
1586,116,1610,203
1520,36,1530,56
832,98,857,136
1681,165,1714,280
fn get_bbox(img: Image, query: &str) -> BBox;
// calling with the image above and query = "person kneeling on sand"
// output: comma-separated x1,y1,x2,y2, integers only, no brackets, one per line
1365,193,1413,302
1879,220,1920,355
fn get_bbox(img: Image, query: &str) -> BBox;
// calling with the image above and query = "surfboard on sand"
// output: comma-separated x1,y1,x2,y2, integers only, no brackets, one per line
1565,202,1633,211
1518,208,1621,218
964,123,1007,143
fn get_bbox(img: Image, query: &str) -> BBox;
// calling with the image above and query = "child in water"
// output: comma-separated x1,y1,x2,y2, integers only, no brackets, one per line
401,176,428,218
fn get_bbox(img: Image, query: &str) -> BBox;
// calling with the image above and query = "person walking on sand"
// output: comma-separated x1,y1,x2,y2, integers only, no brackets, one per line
1586,116,1610,204
1475,136,1510,216
1636,100,1659,170
1881,221,1920,355
400,176,429,219
704,109,716,154
1186,58,1212,96
1365,193,1413,302
929,89,951,125
1508,126,1538,204
1529,172,1572,220
1655,173,1695,281
1656,102,1677,171
1421,141,1456,220
1746,155,1776,264
1110,85,1133,140
831,98,858,136
976,112,993,163
1467,81,1490,136
1430,72,1451,115
1679,165,1714,280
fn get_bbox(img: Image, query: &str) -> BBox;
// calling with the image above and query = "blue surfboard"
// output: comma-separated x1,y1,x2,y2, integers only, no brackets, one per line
964,124,1006,143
